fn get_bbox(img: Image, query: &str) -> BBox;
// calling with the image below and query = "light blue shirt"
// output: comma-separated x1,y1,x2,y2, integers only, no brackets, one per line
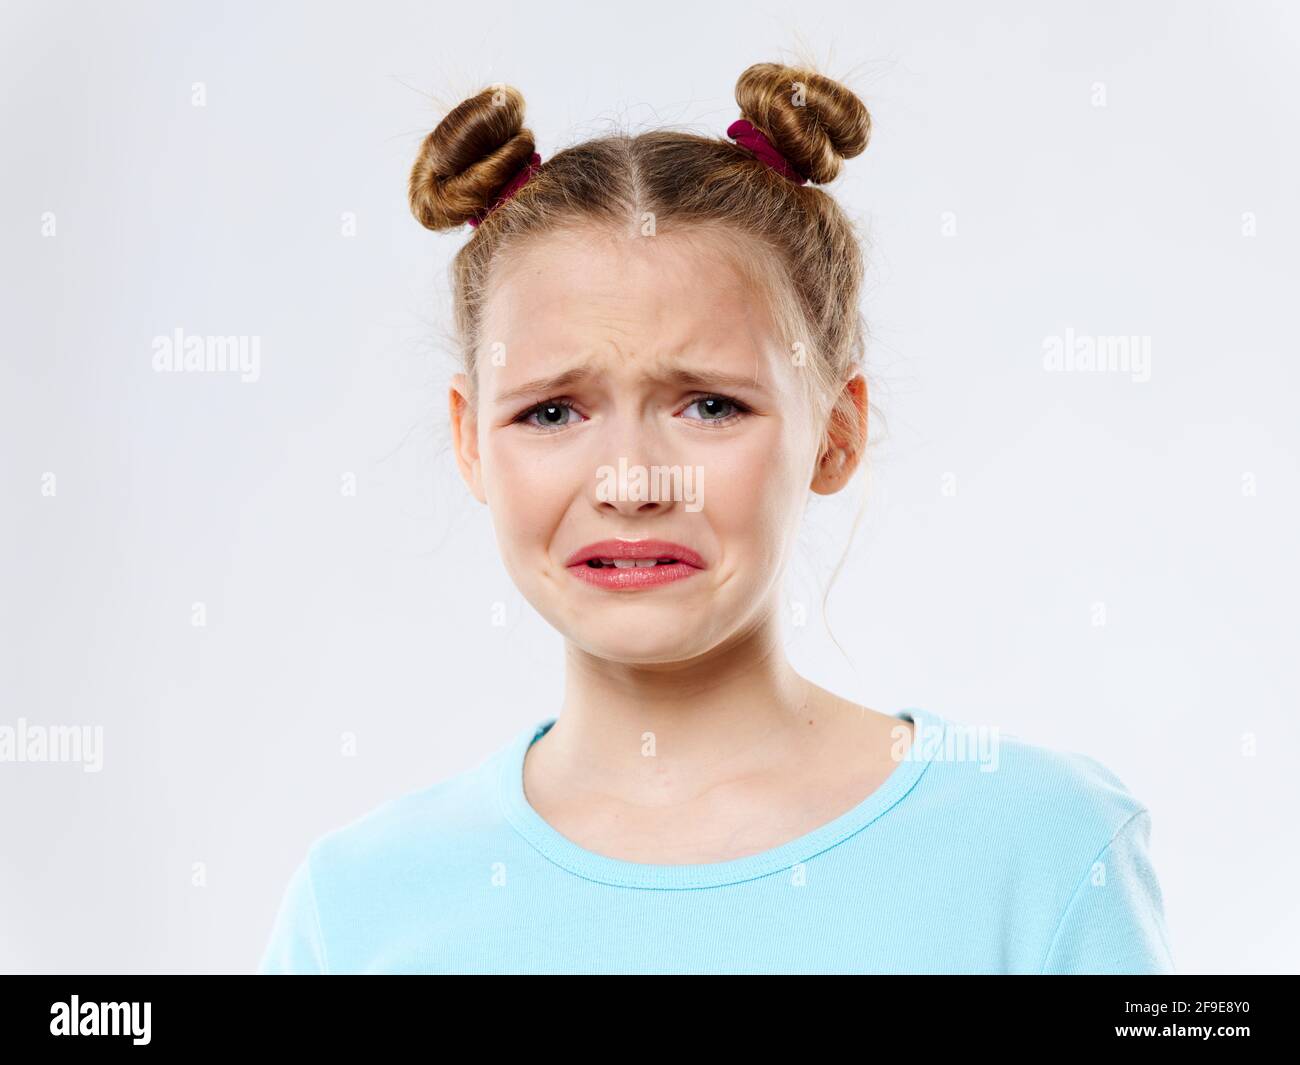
257,706,1176,974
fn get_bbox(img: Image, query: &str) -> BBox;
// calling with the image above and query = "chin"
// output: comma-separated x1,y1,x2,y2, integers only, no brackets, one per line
566,619,715,665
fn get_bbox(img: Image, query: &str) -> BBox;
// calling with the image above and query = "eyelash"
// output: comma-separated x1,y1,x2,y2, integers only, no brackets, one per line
513,394,753,433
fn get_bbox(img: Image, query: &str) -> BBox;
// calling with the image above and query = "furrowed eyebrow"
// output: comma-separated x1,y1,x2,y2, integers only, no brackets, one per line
492,364,766,405
660,367,766,393
492,367,597,406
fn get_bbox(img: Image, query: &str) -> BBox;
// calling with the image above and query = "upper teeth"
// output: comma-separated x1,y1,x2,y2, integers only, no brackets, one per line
595,558,673,568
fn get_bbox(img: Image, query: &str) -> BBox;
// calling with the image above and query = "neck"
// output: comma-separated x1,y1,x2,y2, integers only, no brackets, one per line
537,613,827,803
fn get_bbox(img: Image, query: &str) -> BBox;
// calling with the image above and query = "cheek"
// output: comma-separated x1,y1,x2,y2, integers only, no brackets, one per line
699,425,808,563
479,431,574,560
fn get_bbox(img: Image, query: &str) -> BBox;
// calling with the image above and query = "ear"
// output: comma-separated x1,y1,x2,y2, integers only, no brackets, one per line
810,374,868,496
449,372,486,504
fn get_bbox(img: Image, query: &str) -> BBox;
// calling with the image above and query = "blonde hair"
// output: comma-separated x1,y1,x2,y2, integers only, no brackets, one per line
408,61,873,464
408,62,878,646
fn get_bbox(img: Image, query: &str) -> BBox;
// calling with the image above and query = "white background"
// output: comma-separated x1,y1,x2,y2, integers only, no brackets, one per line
1,0,1296,974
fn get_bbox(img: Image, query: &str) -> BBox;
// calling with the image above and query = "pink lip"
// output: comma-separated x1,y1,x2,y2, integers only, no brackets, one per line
564,538,705,591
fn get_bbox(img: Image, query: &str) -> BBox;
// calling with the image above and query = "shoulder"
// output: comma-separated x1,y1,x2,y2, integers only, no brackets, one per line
902,708,1160,910
908,708,1152,847
902,708,1174,972
259,730,520,972
305,734,513,879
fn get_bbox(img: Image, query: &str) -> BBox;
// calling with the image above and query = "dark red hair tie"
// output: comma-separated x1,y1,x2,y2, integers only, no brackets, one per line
467,152,542,228
469,117,808,228
726,119,808,185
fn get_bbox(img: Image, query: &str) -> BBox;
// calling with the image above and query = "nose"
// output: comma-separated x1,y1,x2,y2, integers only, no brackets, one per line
587,414,679,517
593,461,677,516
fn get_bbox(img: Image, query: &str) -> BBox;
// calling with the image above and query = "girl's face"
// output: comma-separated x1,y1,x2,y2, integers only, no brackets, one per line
451,227,862,664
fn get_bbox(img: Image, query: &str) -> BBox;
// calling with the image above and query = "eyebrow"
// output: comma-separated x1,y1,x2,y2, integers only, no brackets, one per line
491,365,766,405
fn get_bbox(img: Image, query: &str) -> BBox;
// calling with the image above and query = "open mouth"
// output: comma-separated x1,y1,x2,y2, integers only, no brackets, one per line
583,558,681,569
565,540,704,589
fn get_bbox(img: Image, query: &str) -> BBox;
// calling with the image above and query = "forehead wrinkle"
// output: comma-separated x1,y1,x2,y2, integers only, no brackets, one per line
488,336,773,407
486,294,776,404
481,229,785,399
488,229,758,334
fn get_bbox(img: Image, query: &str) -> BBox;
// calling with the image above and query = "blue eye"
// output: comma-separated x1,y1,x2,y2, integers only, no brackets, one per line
516,399,584,432
680,395,749,424
513,393,750,432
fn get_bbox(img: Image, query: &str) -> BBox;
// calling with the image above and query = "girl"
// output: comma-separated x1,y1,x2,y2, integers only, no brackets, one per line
259,62,1175,975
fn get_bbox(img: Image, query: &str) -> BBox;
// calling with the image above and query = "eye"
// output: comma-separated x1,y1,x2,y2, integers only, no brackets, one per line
679,394,750,426
514,398,586,432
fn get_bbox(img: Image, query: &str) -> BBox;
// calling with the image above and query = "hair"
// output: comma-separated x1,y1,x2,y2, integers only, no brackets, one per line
408,61,873,460
408,62,877,646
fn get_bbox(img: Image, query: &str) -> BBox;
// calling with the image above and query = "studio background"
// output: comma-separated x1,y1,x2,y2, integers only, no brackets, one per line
2,0,1297,974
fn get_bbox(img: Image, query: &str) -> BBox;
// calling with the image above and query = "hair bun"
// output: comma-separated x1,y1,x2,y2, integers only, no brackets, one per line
408,84,537,230
734,63,871,185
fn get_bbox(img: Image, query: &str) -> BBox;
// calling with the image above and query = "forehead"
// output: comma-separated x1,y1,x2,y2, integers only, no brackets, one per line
480,228,784,375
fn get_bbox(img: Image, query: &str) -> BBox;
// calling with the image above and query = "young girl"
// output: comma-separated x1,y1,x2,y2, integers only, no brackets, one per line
258,62,1175,975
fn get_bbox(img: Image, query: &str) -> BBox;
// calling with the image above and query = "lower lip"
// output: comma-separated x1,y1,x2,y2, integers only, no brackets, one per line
567,561,702,590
